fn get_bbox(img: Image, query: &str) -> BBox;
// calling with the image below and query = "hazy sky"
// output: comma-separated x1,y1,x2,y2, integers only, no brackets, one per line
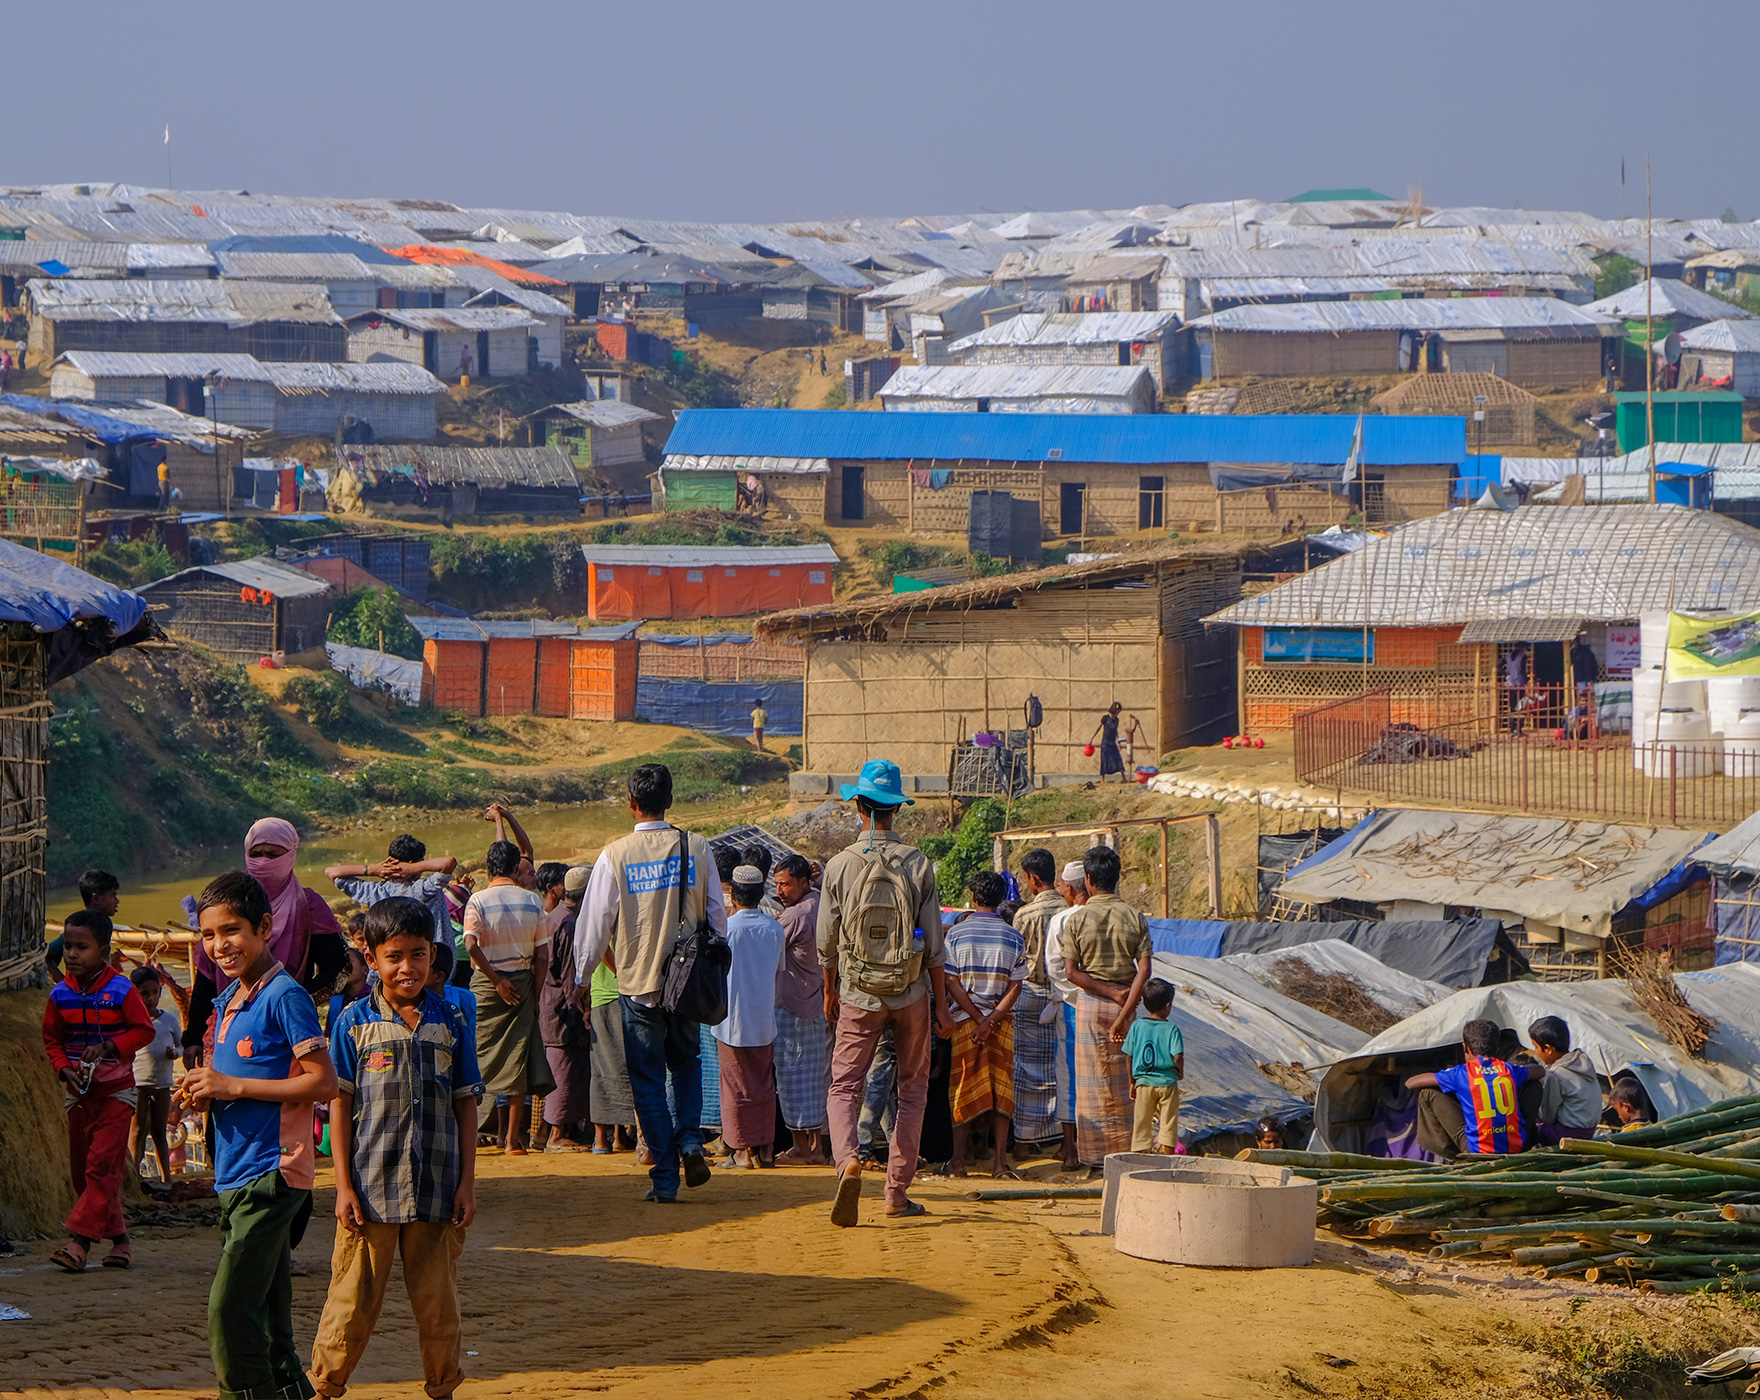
10,1,1751,224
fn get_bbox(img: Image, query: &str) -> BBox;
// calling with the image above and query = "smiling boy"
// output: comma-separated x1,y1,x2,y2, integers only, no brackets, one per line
310,896,482,1400
181,871,337,1400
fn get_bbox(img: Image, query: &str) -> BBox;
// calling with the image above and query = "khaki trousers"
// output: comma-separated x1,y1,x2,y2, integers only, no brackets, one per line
309,1220,464,1399
1130,1083,1180,1152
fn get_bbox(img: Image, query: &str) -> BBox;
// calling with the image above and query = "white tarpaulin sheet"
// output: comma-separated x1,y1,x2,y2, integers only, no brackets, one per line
1156,951,1370,1069
324,644,423,705
1221,939,1455,1026
1310,962,1760,1153
1277,808,1709,937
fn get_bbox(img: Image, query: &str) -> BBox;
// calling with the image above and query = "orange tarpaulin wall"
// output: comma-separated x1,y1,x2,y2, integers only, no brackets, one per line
535,637,574,718
424,639,484,715
587,562,832,621
570,638,638,720
485,638,537,717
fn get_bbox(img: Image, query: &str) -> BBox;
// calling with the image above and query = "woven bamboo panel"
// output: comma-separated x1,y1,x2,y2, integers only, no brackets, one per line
0,628,46,971
0,480,81,547
1218,485,1353,535
637,638,805,681
1244,661,1487,732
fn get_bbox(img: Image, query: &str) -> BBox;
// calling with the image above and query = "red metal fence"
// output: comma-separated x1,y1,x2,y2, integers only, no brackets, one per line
1295,685,1760,830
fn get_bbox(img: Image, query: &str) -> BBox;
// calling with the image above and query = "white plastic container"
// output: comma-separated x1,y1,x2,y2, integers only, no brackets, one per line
1707,677,1760,735
1640,610,1671,671
1640,709,1717,779
1723,710,1760,777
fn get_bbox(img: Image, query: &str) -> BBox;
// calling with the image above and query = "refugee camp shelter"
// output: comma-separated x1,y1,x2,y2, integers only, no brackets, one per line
136,556,331,664
49,351,278,429
1690,810,1760,965
1370,372,1541,449
211,250,380,313
947,311,1183,391
1206,504,1760,731
582,543,837,621
1275,809,1715,978
756,540,1243,789
0,541,154,984
1310,962,1760,1154
343,307,541,380
524,399,661,476
459,282,571,368
331,444,581,517
1676,319,1760,397
1183,298,1617,387
660,409,1466,537
1612,390,1744,453
877,364,1158,415
262,361,446,439
26,278,347,362
1583,277,1756,336
410,616,639,719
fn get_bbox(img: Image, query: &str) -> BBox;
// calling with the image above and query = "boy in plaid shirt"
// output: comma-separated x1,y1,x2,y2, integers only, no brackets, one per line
309,897,482,1400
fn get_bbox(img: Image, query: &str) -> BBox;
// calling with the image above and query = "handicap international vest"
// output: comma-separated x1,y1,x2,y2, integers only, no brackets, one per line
604,825,711,1000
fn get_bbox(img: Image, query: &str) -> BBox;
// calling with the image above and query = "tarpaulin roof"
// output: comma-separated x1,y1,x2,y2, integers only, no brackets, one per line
0,537,153,682
580,543,838,567
1278,808,1711,938
408,617,601,642
140,557,332,600
0,393,251,447
1147,914,1502,989
1693,808,1760,876
664,408,1467,468
324,643,423,705
1583,278,1758,321
1221,939,1455,1027
1310,962,1760,1153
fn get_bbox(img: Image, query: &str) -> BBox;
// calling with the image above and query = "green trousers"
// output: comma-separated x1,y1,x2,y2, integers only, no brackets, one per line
210,1168,316,1400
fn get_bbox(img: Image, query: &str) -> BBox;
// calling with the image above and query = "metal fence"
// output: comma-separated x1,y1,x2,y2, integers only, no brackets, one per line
1295,684,1760,830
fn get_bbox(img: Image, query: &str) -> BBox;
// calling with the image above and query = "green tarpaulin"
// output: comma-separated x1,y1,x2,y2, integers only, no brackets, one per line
661,469,735,512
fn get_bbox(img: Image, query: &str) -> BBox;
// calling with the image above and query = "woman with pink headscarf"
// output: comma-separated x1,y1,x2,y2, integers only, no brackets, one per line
182,818,346,1065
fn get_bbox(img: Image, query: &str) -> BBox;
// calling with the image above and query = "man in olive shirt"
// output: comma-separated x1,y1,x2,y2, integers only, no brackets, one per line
1060,845,1153,1166
818,760,975,1226
1009,848,1064,1148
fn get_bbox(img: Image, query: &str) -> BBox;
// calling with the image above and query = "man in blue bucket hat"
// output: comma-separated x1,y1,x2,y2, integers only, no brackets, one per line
817,760,977,1227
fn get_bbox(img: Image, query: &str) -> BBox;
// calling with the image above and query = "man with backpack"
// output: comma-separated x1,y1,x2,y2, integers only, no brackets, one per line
818,759,976,1227
575,763,727,1203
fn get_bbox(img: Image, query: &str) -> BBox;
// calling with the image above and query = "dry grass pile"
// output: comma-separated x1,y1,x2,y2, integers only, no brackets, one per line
1619,949,1718,1057
0,986,75,1240
1267,956,1400,1035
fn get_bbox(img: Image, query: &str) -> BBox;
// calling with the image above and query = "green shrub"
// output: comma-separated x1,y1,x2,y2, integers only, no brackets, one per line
283,672,351,733
1594,254,1642,300
822,381,848,410
326,586,423,660
921,799,1009,904
81,536,181,588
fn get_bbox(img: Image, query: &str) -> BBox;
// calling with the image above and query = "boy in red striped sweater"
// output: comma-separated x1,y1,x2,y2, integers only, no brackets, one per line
41,910,154,1271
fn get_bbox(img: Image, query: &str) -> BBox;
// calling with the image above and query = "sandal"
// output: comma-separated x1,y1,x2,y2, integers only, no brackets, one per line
885,1199,929,1218
101,1239,132,1269
990,1167,1023,1181
830,1168,862,1228
51,1241,89,1272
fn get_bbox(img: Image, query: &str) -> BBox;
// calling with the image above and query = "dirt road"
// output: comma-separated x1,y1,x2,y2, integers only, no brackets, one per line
0,1151,1744,1399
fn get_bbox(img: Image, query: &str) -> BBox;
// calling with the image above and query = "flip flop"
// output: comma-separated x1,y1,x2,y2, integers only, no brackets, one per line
830,1169,862,1228
990,1168,1023,1181
50,1242,88,1272
101,1240,131,1269
885,1199,929,1219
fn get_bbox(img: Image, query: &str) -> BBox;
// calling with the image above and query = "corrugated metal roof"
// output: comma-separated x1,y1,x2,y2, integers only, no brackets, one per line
662,408,1466,467
143,556,331,599
212,250,376,281
458,276,572,319
55,351,272,381
1206,505,1760,628
347,306,537,333
1582,278,1756,321
29,278,340,325
261,361,446,395
535,400,660,428
1185,297,1617,335
579,543,839,567
341,444,578,489
878,363,1155,404
0,393,251,445
948,310,1179,352
408,616,588,641
1679,319,1760,353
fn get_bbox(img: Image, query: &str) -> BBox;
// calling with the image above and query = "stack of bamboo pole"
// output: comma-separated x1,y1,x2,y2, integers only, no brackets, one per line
1243,1094,1760,1292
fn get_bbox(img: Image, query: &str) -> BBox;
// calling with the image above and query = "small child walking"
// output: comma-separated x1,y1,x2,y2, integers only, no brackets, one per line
310,896,481,1400
713,867,785,1169
42,910,154,1271
180,871,337,1400
129,966,183,1188
1122,979,1184,1155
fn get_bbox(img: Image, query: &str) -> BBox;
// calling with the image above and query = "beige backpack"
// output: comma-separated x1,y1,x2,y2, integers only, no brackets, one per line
840,842,924,998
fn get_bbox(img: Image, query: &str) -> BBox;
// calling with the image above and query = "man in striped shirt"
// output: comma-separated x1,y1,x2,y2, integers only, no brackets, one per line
943,871,1027,1178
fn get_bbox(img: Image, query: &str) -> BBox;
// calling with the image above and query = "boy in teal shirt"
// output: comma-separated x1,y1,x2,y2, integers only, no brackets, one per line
1122,979,1184,1154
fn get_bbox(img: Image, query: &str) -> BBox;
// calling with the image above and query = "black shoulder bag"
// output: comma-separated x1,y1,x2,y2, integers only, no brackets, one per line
660,827,731,1024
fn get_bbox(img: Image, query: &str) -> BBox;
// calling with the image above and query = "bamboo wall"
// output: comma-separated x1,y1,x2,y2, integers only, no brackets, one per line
0,629,47,980
1212,329,1400,378
1502,339,1603,390
758,471,826,521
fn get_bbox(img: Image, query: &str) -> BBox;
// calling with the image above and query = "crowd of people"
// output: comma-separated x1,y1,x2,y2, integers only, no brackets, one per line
38,754,1201,1398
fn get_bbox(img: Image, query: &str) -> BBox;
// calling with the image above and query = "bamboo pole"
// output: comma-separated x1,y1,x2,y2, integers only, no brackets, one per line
1558,1137,1760,1183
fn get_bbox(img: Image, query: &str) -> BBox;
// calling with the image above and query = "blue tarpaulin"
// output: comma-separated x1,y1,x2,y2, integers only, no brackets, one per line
0,538,152,681
1146,914,1503,990
634,678,802,737
1146,919,1226,958
1456,454,1502,499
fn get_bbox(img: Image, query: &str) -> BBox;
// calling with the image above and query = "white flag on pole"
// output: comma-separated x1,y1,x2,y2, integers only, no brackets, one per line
1342,412,1364,484
164,124,170,144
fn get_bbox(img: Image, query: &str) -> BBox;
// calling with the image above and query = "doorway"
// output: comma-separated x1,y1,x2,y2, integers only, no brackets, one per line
1060,481,1085,535
840,465,865,521
1138,475,1164,530
476,331,492,378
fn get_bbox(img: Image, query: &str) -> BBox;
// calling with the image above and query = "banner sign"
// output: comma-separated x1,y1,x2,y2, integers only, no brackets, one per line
1264,628,1374,664
1666,611,1760,679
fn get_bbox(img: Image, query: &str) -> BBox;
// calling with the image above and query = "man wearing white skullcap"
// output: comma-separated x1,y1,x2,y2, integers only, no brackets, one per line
1041,860,1090,1170
714,864,786,1168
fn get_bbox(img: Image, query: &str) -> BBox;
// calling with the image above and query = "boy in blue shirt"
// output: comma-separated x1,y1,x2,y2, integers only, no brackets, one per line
179,872,337,1400
1406,1017,1544,1158
1121,978,1184,1154
310,896,481,1399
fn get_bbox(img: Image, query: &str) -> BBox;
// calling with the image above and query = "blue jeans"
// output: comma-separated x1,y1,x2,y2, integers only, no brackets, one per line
857,1024,897,1150
620,996,704,1198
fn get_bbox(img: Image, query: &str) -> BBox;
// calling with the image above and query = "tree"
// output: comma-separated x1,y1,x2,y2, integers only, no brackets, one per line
326,586,422,660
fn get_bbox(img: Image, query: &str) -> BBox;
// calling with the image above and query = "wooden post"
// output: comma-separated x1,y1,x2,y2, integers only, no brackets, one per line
1159,820,1170,918
993,834,1005,874
1204,813,1222,917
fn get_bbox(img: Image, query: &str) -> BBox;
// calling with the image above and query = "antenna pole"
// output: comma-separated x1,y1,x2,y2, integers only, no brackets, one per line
1646,153,1656,504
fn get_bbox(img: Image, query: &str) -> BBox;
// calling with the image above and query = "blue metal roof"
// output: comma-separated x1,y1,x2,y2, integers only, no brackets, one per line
663,409,1466,466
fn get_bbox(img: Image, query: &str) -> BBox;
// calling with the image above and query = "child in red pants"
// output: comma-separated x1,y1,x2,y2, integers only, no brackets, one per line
41,910,154,1271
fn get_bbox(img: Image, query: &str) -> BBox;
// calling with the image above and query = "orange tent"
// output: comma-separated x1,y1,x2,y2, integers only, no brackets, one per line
382,244,565,288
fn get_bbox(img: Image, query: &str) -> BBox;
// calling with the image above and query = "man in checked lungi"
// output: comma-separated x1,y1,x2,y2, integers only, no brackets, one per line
1042,861,1091,1171
1058,846,1153,1170
942,871,1027,1178
1008,848,1065,1156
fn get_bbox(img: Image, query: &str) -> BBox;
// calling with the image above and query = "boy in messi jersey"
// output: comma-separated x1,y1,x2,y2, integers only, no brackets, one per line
1405,1018,1545,1159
